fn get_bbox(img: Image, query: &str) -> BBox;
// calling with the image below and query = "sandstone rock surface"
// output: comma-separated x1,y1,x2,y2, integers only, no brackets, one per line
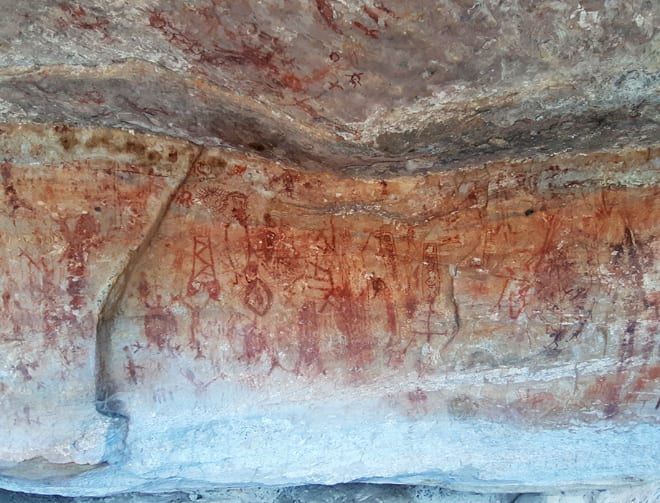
0,124,657,497
0,0,658,499
0,0,657,173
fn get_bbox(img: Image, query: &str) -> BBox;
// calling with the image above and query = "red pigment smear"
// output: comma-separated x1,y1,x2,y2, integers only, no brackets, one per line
296,301,322,374
363,6,380,23
316,0,342,34
144,304,178,351
353,21,379,39
280,73,303,92
375,3,395,16
331,283,374,369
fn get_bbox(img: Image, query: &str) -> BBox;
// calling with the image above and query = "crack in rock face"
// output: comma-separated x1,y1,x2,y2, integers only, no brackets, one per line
0,0,658,499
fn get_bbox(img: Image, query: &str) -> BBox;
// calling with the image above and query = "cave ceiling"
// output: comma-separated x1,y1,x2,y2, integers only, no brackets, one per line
0,0,657,175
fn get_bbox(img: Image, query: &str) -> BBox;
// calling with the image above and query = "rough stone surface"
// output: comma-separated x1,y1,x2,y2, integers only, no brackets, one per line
0,1,658,174
0,125,197,469
0,125,657,497
0,482,659,502
0,0,658,500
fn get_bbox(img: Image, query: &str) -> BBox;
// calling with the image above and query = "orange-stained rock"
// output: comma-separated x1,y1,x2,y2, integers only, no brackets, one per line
0,124,198,465
0,124,658,494
102,145,659,426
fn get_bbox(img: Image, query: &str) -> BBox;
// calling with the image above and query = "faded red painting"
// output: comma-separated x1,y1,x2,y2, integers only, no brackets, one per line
106,147,659,425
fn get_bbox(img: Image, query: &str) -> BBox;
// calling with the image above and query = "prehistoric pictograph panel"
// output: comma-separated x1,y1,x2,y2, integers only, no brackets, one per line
103,147,659,426
0,0,658,494
0,124,196,465
0,125,657,492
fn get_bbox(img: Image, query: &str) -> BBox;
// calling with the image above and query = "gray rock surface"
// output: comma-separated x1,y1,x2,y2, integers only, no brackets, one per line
0,0,658,174
1,482,659,503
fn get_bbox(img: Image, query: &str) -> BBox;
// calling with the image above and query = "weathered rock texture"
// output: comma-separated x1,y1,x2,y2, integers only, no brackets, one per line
0,0,658,173
0,125,197,468
0,0,658,499
1,124,658,496
2,482,660,503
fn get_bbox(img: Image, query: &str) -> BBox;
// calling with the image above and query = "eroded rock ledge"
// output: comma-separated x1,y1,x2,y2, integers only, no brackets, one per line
1,1,658,175
0,123,658,496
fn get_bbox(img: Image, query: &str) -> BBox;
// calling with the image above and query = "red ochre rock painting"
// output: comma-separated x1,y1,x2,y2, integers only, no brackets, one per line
0,125,658,474
0,0,658,495
0,124,197,464
94,143,660,426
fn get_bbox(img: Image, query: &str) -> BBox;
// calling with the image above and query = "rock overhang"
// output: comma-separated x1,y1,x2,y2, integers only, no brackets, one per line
0,0,658,498
0,0,658,175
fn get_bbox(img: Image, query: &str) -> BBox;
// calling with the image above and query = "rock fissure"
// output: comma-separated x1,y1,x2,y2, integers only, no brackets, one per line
95,145,205,421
